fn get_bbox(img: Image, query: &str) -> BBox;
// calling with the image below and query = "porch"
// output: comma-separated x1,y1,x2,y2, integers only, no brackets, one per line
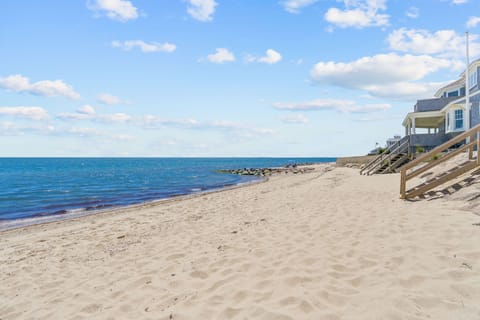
409,133,451,151
403,110,448,151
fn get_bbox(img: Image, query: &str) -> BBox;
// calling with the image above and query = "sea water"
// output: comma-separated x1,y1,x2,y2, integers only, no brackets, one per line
0,158,335,225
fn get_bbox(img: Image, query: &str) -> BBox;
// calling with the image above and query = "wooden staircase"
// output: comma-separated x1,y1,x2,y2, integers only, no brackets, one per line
376,153,409,174
360,136,410,175
400,124,480,199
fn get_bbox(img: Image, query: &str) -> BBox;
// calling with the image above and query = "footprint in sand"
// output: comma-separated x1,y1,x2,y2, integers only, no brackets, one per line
80,303,102,314
166,253,185,261
190,270,208,279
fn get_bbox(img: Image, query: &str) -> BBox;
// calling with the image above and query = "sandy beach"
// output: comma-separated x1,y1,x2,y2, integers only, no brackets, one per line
1,164,480,319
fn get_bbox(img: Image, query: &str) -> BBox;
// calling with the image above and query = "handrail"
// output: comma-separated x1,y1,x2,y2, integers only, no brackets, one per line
360,136,410,175
400,124,480,198
365,139,410,175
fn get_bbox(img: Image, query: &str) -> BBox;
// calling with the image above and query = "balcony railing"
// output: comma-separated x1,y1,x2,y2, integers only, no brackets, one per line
409,133,450,149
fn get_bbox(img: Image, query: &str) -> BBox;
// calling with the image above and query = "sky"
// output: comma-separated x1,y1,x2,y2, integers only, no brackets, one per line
1,0,480,157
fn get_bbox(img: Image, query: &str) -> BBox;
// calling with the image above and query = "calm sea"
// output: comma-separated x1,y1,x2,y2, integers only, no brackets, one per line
0,157,335,227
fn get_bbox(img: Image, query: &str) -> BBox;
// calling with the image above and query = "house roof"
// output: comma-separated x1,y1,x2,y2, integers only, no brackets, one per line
434,76,465,98
459,58,480,77
402,110,444,127
414,96,461,112
403,89,480,127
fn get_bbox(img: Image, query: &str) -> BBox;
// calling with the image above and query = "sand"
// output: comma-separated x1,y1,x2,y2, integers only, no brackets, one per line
1,164,480,319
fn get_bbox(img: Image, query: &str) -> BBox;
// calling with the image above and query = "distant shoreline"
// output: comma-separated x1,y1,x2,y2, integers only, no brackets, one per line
0,162,332,232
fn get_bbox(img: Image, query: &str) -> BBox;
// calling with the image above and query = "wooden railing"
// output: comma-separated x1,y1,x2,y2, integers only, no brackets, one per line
360,136,410,175
400,124,480,199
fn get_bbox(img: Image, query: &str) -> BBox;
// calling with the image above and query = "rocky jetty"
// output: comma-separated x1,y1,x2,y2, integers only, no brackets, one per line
216,165,315,177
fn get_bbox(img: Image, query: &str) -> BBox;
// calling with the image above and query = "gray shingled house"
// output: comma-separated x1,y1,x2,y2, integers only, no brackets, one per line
402,59,480,151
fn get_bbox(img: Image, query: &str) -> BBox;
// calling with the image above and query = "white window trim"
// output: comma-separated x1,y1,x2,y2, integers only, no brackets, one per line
447,89,460,97
470,70,477,89
445,108,467,133
454,109,464,130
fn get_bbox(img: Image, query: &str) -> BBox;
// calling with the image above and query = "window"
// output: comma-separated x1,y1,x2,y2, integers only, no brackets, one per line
455,109,463,130
447,90,459,97
469,69,478,89
446,112,449,129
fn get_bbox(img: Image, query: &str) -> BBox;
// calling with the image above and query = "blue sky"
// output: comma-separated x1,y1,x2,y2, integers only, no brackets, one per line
1,0,480,157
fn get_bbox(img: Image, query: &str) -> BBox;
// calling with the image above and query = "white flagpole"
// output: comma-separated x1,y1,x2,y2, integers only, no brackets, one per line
466,31,470,130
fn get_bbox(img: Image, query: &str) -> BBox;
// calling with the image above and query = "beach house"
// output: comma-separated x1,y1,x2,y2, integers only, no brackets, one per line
402,59,480,151
361,59,480,176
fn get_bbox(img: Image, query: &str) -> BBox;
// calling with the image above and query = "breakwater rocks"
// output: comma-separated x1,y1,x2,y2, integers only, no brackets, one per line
216,165,315,177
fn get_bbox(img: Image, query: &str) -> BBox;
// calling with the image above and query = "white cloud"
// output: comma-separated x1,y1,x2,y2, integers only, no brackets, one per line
360,81,448,101
88,0,138,22
310,53,462,99
206,48,235,64
111,40,176,53
273,99,391,113
0,74,80,99
187,0,217,22
57,112,90,121
0,74,29,91
405,6,419,19
311,53,456,87
139,115,200,129
56,109,274,140
324,0,389,29
0,121,132,140
281,114,309,124
387,28,479,58
140,115,277,138
275,100,324,112
259,49,282,64
67,127,103,137
65,127,131,140
0,106,49,120
348,103,391,113
99,113,131,123
60,127,132,141
453,0,468,4
467,16,480,29
246,49,282,64
97,93,129,105
0,122,55,136
282,0,317,14
77,105,96,115
57,111,131,123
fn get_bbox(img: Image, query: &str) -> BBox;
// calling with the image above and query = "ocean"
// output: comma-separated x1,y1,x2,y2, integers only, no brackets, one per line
0,157,335,227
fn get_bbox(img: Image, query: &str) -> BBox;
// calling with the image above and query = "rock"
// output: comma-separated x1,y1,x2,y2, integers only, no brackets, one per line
217,165,315,176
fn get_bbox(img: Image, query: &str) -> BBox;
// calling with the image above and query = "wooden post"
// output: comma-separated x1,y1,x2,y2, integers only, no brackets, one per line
477,129,480,165
400,168,406,198
469,133,475,159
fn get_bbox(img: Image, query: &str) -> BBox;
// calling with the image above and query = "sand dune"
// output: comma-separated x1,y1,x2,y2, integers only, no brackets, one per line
1,165,480,319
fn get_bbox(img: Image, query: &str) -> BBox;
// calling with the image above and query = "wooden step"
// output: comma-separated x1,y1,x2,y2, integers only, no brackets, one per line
391,153,409,172
375,153,408,174
361,137,410,175
405,160,478,198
